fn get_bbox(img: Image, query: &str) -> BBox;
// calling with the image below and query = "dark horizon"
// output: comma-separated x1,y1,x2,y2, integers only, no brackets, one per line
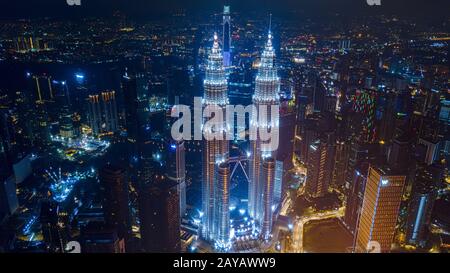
0,0,449,21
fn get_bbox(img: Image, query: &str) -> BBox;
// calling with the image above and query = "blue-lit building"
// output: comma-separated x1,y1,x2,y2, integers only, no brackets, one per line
222,5,231,67
201,33,231,250
273,160,284,208
406,164,444,247
439,100,450,124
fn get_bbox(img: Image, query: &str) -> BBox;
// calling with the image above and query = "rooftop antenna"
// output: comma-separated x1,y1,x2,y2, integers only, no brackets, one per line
269,13,272,34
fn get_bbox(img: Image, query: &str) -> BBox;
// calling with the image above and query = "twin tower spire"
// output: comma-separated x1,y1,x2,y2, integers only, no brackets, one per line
201,11,281,251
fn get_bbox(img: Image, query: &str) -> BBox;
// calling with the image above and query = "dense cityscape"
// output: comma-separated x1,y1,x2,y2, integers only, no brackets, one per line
0,0,449,255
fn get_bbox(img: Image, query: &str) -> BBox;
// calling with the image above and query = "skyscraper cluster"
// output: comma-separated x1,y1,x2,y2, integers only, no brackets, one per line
200,11,282,250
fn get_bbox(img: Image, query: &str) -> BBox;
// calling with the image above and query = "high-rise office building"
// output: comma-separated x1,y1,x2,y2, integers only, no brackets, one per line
418,137,440,165
222,5,231,67
88,94,102,135
201,34,230,247
343,162,369,235
30,74,54,103
88,91,119,136
99,165,130,244
355,166,406,253
121,72,139,142
305,132,336,198
167,140,187,217
278,103,296,170
52,80,74,139
34,101,51,148
298,118,319,165
352,90,377,143
344,140,369,194
405,164,444,247
139,175,181,253
101,91,119,133
332,139,349,190
249,29,280,228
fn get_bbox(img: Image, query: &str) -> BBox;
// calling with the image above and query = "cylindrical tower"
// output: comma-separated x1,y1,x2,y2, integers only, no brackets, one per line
249,31,280,229
261,157,276,241
216,162,231,250
201,33,230,246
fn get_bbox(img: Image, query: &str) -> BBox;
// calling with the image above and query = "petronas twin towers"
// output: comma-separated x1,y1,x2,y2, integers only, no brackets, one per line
248,30,280,242
200,11,281,250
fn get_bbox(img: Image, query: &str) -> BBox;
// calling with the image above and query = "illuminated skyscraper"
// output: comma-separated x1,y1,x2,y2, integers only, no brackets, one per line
248,27,280,230
167,140,187,217
121,72,139,143
352,90,377,143
343,162,369,236
88,91,119,136
30,74,54,103
261,157,276,241
88,94,102,135
101,91,119,133
273,160,284,207
405,164,443,247
201,34,230,248
355,166,406,253
305,132,336,198
215,162,231,250
222,5,231,67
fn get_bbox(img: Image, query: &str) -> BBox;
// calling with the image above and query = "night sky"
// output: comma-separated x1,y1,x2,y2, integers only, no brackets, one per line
0,0,448,20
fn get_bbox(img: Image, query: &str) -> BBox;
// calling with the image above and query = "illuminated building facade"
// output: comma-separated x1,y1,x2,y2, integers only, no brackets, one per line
121,72,139,143
343,162,369,236
273,160,284,207
355,166,406,253
30,74,54,103
201,34,230,249
405,164,443,247
352,90,377,143
87,91,119,136
261,157,276,241
215,162,230,250
167,140,187,217
101,91,119,133
305,132,336,198
88,94,102,135
248,28,280,235
222,5,231,67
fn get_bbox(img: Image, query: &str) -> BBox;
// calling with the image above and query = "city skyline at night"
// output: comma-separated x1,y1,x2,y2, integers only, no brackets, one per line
0,0,449,260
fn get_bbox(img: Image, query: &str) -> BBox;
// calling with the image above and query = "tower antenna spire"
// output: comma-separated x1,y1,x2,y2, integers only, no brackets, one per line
269,13,272,34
